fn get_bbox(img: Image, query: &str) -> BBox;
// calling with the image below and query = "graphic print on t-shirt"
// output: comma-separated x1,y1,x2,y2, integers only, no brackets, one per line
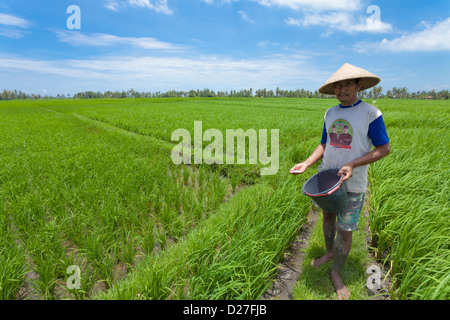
329,119,353,149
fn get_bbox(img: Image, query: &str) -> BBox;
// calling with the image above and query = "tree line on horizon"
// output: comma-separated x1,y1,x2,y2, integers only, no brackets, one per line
0,86,449,100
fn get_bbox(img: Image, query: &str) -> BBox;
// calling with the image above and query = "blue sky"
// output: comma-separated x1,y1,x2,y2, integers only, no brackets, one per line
0,0,449,96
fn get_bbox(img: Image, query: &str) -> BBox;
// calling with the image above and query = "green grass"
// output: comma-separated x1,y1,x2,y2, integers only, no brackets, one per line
0,97,448,300
368,100,449,300
94,174,311,300
0,98,322,299
0,206,28,299
0,101,235,298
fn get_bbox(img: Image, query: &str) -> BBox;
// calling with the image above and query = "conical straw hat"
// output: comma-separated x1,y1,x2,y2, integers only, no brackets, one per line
318,63,381,95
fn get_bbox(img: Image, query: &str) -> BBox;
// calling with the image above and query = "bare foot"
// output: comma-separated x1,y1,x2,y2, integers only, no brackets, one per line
311,252,333,269
330,270,350,300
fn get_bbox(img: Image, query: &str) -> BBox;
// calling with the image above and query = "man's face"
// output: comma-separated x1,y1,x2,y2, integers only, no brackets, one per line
334,79,360,105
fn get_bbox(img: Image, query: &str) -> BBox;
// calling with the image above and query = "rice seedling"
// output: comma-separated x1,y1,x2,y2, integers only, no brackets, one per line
0,229,28,299
1,97,447,301
369,99,449,300
118,229,138,270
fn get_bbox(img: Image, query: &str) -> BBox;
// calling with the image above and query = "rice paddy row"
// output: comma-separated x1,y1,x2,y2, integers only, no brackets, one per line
368,100,449,300
0,98,324,299
0,98,448,300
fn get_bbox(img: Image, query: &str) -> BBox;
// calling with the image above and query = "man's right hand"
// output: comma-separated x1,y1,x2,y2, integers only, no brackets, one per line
289,163,308,175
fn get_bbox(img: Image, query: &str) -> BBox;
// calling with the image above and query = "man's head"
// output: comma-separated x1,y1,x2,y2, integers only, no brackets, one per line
318,63,380,102
333,78,361,106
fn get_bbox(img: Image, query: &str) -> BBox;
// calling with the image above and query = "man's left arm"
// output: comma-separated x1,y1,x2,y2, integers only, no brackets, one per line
339,143,390,180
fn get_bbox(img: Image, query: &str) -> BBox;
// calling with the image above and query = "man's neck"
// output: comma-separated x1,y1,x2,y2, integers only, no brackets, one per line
340,97,361,107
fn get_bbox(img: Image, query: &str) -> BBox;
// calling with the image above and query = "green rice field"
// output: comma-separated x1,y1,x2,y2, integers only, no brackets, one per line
0,97,448,300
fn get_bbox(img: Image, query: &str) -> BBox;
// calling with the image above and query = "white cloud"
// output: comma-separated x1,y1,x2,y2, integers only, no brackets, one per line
356,17,450,52
286,11,392,34
0,13,30,27
54,30,187,52
0,28,25,38
104,0,173,14
0,52,327,93
127,0,173,14
203,0,239,4
254,0,362,12
0,12,31,38
202,0,359,10
255,1,392,34
257,40,279,47
238,10,255,23
104,0,123,11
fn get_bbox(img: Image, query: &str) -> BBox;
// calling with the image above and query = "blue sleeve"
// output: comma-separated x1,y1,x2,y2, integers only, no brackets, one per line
368,115,389,146
321,122,327,144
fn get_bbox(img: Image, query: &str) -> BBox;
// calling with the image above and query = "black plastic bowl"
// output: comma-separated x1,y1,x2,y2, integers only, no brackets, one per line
302,169,348,212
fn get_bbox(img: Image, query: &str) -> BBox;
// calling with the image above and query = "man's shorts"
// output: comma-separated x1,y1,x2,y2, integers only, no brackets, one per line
335,192,365,232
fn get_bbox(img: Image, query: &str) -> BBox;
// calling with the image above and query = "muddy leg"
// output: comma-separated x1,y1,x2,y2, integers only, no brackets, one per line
331,228,352,300
311,211,336,269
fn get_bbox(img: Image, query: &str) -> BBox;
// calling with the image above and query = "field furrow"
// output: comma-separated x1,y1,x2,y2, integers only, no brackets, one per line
1,98,448,300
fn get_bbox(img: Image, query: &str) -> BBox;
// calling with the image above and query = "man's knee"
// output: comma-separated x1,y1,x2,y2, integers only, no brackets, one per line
337,228,352,241
323,211,336,220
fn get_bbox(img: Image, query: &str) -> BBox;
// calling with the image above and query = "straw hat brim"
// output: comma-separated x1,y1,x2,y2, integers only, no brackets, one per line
318,63,381,95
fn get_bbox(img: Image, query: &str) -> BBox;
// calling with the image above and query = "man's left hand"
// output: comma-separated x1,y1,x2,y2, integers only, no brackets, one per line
338,165,353,181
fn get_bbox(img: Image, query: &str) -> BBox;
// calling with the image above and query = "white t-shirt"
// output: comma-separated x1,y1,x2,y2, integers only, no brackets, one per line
318,100,389,193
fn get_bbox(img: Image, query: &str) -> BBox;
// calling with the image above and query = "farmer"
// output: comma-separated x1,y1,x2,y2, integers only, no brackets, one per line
289,63,390,299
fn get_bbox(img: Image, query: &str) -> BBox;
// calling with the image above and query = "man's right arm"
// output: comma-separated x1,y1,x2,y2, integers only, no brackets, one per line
289,143,326,175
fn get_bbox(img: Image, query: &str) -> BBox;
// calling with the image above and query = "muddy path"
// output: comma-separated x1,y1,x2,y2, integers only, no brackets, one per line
261,189,392,300
260,207,318,300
